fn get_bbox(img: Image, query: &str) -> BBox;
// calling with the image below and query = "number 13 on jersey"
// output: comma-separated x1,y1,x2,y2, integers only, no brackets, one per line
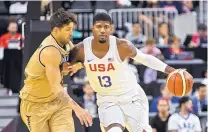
98,76,112,88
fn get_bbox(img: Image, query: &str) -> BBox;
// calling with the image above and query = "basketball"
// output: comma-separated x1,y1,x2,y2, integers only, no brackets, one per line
166,69,194,97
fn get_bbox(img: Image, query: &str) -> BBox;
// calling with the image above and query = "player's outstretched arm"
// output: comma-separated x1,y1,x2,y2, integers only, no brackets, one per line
119,39,175,74
40,47,92,127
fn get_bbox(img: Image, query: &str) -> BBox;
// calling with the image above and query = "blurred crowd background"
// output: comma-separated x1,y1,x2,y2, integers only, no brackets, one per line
0,1,207,132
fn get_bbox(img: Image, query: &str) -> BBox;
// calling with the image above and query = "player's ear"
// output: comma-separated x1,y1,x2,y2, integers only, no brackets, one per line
111,24,114,33
53,27,59,33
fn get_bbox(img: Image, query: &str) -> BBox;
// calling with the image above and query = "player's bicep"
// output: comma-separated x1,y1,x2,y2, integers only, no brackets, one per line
120,39,145,59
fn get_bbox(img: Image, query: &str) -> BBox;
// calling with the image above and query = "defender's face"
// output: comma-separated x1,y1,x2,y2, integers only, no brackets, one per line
92,21,113,44
58,22,74,44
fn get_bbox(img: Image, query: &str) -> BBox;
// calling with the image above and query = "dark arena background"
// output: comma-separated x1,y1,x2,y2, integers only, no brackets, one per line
0,1,207,132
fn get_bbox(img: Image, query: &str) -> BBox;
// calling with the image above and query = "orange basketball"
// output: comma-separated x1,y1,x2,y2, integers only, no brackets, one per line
166,69,194,97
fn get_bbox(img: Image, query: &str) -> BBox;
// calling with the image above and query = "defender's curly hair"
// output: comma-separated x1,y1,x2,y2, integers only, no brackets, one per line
50,8,77,30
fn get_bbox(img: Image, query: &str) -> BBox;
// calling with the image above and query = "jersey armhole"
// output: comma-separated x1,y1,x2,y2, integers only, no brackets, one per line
39,45,62,67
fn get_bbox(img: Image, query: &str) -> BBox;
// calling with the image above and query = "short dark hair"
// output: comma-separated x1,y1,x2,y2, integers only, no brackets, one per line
197,83,206,90
93,12,112,24
50,8,77,30
179,96,190,108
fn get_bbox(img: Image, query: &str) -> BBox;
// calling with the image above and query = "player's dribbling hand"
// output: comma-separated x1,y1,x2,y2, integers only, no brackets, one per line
74,106,93,127
184,70,194,82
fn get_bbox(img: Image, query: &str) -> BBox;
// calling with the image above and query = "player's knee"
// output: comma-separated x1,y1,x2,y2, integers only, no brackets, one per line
105,123,124,132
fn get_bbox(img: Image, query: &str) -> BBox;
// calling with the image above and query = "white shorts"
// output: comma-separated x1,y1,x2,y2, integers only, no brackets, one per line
97,87,152,132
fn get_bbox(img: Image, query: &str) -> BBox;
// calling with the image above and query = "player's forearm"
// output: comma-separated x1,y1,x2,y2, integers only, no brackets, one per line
62,91,82,110
47,68,82,110
46,66,64,94
132,49,175,74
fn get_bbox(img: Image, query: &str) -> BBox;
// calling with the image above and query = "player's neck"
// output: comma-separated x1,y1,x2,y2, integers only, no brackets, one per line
51,33,64,47
92,38,110,49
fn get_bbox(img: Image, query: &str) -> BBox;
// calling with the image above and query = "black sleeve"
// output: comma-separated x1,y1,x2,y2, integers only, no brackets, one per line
150,116,157,128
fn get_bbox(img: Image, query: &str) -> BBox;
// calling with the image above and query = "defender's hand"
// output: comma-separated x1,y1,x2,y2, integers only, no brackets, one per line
74,106,93,127
68,62,83,76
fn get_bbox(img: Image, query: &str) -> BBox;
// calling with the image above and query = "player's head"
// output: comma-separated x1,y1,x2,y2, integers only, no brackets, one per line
179,96,193,112
92,12,113,44
8,21,18,35
197,83,207,100
157,98,169,114
50,8,76,45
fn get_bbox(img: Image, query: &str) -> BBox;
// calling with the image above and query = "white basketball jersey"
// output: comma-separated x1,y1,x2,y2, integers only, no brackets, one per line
168,113,202,132
83,36,140,96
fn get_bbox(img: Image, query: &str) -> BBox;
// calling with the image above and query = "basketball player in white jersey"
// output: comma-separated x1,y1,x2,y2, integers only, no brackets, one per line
67,13,193,132
168,96,201,132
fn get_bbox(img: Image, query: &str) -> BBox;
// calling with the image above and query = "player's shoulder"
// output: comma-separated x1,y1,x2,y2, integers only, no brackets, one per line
41,46,60,57
73,41,84,52
116,38,133,50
